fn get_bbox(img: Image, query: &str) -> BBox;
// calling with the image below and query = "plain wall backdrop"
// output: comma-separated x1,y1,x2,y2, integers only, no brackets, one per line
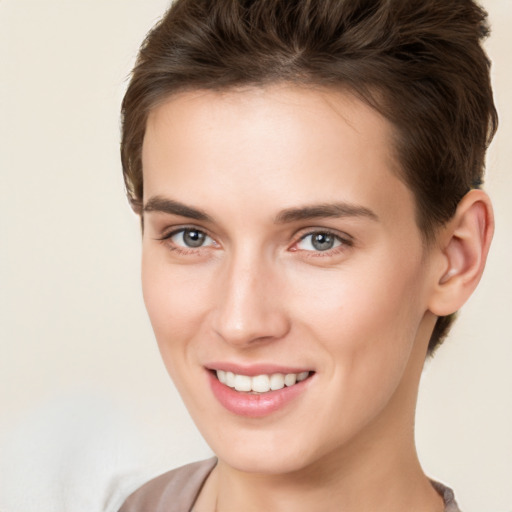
1,1,511,511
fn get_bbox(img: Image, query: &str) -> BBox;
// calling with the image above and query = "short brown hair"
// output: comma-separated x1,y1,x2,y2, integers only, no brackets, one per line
121,0,497,354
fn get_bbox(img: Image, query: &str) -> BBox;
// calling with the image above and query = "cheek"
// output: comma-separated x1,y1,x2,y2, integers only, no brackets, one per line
295,261,423,339
282,263,426,447
141,249,212,361
291,253,426,391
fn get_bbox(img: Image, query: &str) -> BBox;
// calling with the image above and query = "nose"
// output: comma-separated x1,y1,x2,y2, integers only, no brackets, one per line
211,251,291,348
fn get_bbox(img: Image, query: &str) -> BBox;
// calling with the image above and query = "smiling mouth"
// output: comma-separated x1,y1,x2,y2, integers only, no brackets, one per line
214,370,312,394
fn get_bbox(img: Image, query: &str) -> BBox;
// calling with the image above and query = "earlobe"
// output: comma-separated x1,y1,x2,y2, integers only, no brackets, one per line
428,189,494,316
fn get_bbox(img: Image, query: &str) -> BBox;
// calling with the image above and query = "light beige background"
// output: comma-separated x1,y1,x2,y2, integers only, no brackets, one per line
1,1,511,511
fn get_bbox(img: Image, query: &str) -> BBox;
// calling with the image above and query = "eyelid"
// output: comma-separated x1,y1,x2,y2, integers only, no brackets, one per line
157,224,211,241
154,224,352,256
290,228,354,254
156,225,219,252
297,226,353,243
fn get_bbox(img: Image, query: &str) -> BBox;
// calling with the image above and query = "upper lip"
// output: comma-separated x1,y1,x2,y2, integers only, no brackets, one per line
205,362,313,376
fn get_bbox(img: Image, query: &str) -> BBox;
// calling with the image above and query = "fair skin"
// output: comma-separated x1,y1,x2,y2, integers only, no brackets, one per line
140,85,493,512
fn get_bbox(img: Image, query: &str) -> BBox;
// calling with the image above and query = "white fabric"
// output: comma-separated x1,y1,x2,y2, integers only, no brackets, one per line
0,392,148,512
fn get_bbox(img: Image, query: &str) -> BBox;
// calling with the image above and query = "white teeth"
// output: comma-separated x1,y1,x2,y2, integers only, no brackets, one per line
297,371,309,382
225,371,236,387
252,374,270,393
234,374,252,392
216,370,310,393
284,373,297,387
270,373,285,390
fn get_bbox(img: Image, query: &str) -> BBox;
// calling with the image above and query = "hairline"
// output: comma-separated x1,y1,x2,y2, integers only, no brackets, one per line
134,81,440,248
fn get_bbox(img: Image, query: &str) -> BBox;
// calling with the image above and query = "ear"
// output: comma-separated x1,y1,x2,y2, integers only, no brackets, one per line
428,189,494,317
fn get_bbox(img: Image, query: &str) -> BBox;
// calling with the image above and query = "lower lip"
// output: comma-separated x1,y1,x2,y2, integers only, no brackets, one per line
207,371,312,418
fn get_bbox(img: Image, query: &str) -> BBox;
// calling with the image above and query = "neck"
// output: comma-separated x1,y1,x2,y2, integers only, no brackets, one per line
210,417,441,512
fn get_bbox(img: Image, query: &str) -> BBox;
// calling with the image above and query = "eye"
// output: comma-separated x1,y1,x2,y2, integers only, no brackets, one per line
295,231,346,252
169,228,216,249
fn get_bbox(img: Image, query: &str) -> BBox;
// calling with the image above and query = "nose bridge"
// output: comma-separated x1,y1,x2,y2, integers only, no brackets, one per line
212,244,289,346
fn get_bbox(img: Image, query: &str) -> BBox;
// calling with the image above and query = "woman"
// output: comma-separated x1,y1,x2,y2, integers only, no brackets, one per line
118,1,496,510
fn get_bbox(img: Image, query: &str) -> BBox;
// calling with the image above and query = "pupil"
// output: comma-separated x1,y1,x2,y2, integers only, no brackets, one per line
184,229,205,247
312,233,334,251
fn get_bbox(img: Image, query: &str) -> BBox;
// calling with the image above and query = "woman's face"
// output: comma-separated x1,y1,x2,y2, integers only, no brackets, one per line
141,86,438,474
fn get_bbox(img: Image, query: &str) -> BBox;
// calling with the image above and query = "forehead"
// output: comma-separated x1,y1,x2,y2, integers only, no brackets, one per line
142,85,417,235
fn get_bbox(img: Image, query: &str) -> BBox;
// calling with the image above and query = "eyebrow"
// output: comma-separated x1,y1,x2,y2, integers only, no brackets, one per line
275,203,379,224
143,196,379,224
143,196,213,222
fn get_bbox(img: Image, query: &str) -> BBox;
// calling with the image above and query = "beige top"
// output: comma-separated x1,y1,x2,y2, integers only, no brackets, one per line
118,458,461,512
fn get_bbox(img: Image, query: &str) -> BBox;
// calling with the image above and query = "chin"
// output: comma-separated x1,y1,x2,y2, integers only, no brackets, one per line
219,447,311,475
200,424,325,476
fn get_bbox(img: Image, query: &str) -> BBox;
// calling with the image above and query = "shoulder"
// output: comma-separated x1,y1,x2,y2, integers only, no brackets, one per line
431,480,462,512
118,458,217,512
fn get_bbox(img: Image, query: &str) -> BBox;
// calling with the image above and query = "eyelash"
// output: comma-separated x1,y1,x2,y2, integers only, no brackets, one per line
157,227,353,257
157,227,218,256
293,230,353,257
